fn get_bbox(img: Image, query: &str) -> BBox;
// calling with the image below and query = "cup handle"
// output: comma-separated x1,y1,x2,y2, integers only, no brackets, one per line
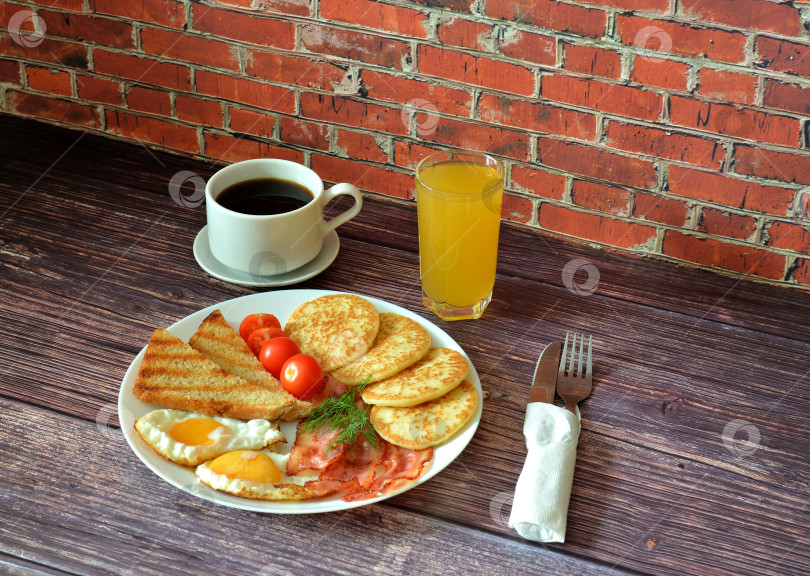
321,182,363,235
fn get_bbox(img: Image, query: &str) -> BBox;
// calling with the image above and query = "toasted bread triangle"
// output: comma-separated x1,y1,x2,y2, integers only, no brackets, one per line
187,310,311,420
133,329,297,421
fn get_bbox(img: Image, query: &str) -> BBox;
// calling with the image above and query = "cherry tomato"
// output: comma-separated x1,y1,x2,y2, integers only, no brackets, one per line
247,327,287,356
280,354,325,400
239,313,281,342
258,337,301,378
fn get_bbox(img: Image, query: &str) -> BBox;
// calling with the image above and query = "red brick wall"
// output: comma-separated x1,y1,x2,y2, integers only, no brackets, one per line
1,0,809,288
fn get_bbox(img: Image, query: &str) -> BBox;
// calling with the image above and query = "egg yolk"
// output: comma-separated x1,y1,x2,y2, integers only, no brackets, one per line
207,450,282,484
169,418,226,446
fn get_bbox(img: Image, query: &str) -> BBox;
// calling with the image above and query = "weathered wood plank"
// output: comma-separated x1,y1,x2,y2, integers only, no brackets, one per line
2,115,222,198
0,553,80,576
0,398,635,576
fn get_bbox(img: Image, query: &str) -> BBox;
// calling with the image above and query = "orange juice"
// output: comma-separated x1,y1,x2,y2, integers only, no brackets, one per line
416,154,503,320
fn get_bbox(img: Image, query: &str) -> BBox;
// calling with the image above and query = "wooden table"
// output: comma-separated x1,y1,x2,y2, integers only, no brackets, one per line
1,114,808,576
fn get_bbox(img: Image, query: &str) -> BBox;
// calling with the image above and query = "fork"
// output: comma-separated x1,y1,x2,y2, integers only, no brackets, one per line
557,333,593,414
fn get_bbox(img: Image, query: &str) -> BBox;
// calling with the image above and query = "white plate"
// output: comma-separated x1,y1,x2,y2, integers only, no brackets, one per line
193,226,340,287
118,289,483,514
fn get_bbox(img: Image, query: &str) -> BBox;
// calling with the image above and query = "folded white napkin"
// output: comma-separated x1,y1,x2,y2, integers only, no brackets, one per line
508,402,580,543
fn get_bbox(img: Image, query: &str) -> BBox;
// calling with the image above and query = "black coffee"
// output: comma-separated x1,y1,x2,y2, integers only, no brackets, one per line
217,178,314,215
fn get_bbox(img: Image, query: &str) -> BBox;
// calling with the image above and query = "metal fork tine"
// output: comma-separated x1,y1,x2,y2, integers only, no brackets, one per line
586,335,593,376
559,332,569,374
558,332,594,414
567,333,577,375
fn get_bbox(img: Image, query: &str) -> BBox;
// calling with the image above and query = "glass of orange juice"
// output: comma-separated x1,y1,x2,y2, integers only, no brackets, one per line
415,151,504,321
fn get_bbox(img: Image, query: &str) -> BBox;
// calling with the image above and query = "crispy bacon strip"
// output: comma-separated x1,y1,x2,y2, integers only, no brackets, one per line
320,435,383,489
304,477,358,498
290,376,434,501
286,421,346,476
381,443,433,482
341,442,433,502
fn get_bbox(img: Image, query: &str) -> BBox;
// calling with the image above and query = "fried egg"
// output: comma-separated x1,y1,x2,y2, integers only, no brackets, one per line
195,450,319,501
135,409,286,467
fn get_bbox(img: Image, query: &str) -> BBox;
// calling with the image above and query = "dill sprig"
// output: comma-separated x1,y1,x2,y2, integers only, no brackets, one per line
300,376,378,449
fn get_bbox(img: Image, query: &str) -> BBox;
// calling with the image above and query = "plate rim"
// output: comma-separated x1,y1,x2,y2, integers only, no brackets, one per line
118,289,483,514
192,227,340,288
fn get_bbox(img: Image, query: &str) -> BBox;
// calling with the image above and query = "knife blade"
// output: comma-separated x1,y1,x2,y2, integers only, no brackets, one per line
529,341,562,404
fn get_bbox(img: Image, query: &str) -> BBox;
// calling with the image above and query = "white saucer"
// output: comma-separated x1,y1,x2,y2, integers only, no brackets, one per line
193,226,340,287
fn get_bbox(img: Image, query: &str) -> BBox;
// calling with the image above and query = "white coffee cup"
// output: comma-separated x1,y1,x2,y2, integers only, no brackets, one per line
205,159,362,275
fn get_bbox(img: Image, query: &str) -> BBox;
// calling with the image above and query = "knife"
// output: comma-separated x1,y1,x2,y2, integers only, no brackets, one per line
529,341,562,404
